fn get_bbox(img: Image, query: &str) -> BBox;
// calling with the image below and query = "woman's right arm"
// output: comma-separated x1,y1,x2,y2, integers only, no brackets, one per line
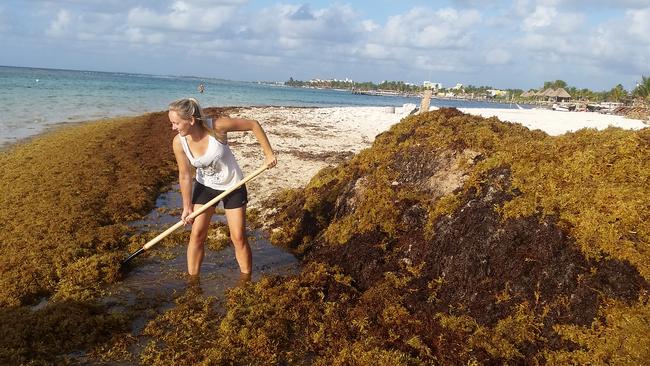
172,135,194,224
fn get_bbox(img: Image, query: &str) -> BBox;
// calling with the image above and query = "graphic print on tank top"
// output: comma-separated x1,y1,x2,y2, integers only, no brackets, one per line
179,118,243,190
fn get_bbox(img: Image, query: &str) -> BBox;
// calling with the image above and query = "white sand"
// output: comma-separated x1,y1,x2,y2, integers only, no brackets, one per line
224,106,407,212
456,107,648,136
218,106,647,217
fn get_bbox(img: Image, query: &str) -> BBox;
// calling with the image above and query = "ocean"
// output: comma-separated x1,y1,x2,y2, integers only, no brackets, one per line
0,66,522,148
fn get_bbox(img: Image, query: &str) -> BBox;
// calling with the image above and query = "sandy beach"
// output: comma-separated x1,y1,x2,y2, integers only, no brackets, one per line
221,106,648,214
224,106,410,211
457,107,648,136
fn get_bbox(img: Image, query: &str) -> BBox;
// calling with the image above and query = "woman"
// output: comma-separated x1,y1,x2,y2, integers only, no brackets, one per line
168,98,276,281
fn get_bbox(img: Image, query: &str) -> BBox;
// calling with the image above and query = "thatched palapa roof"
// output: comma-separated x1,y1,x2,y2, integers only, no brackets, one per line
538,88,572,98
520,88,571,99
554,88,571,98
539,88,555,97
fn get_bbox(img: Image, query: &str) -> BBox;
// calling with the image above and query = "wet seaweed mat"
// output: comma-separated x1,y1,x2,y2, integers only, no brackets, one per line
2,107,648,365
0,112,179,364
0,108,297,365
115,185,299,300
96,226,298,364
121,165,268,266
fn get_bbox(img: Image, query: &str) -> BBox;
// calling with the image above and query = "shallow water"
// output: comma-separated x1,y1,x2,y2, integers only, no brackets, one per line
0,66,526,148
94,185,299,362
109,185,298,304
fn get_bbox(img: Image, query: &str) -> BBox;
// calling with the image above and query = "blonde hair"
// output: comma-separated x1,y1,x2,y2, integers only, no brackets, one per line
168,97,206,123
168,97,226,142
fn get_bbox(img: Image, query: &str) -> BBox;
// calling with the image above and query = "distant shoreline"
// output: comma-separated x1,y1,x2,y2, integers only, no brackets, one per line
4,104,647,153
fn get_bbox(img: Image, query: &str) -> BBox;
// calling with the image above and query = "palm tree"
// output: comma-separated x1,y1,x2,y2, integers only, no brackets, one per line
543,80,568,90
633,75,650,102
608,84,627,102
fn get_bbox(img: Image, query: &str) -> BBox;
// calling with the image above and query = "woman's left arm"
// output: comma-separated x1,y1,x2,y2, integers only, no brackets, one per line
216,117,277,168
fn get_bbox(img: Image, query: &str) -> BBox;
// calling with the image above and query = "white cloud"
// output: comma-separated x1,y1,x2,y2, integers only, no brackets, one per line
355,43,392,59
467,0,650,11
556,0,650,8
378,7,481,49
521,6,556,30
626,7,650,42
127,1,237,33
521,5,584,33
361,20,378,32
46,9,71,37
512,0,531,15
536,0,562,6
485,49,512,65
250,3,361,46
125,27,165,44
41,5,171,46
11,1,647,88
277,36,303,49
37,3,486,73
586,7,650,74
413,54,474,73
510,3,649,83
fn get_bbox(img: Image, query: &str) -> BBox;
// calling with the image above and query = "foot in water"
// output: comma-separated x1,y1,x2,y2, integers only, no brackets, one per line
186,273,203,294
237,272,252,287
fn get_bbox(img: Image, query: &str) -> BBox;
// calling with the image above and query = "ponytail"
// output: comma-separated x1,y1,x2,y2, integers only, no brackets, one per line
168,98,217,138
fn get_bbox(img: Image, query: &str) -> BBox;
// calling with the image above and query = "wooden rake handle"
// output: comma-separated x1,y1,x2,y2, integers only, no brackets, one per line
122,165,268,265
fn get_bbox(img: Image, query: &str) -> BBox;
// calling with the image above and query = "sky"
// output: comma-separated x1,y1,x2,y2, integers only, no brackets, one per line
0,0,648,91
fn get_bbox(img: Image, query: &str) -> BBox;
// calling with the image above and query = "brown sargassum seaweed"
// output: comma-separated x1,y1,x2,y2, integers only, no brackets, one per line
221,108,649,365
1,108,649,365
130,109,650,365
0,111,179,364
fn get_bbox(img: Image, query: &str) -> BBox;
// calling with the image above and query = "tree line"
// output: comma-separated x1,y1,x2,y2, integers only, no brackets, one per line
285,78,421,93
285,76,650,103
524,78,650,103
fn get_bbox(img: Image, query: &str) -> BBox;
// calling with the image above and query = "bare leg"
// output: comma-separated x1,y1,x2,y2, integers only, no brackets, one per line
225,205,252,274
187,204,215,276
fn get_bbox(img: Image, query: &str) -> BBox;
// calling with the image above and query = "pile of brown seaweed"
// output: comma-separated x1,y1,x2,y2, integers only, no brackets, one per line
159,108,646,365
0,112,178,364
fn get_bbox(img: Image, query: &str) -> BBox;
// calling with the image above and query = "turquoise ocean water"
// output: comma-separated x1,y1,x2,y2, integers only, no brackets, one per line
0,66,521,148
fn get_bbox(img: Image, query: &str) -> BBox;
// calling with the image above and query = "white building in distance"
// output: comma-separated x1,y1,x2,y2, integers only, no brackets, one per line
423,81,442,90
487,89,508,97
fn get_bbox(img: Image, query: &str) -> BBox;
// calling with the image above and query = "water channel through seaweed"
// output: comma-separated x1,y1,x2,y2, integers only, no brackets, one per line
92,185,299,361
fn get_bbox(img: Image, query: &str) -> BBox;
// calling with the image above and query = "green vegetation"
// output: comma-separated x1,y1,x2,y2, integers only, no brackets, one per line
286,77,421,93
633,75,650,102
543,79,568,90
518,76,650,104
286,75,650,105
609,84,627,102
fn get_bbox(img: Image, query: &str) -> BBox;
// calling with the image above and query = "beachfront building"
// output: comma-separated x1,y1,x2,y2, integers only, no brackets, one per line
487,89,508,97
336,78,354,84
423,81,442,90
534,88,572,103
452,83,464,90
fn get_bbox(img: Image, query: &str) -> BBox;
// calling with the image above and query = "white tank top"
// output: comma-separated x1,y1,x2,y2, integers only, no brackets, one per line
179,118,243,190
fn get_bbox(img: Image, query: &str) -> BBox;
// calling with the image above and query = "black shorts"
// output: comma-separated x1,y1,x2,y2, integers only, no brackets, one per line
191,180,248,209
